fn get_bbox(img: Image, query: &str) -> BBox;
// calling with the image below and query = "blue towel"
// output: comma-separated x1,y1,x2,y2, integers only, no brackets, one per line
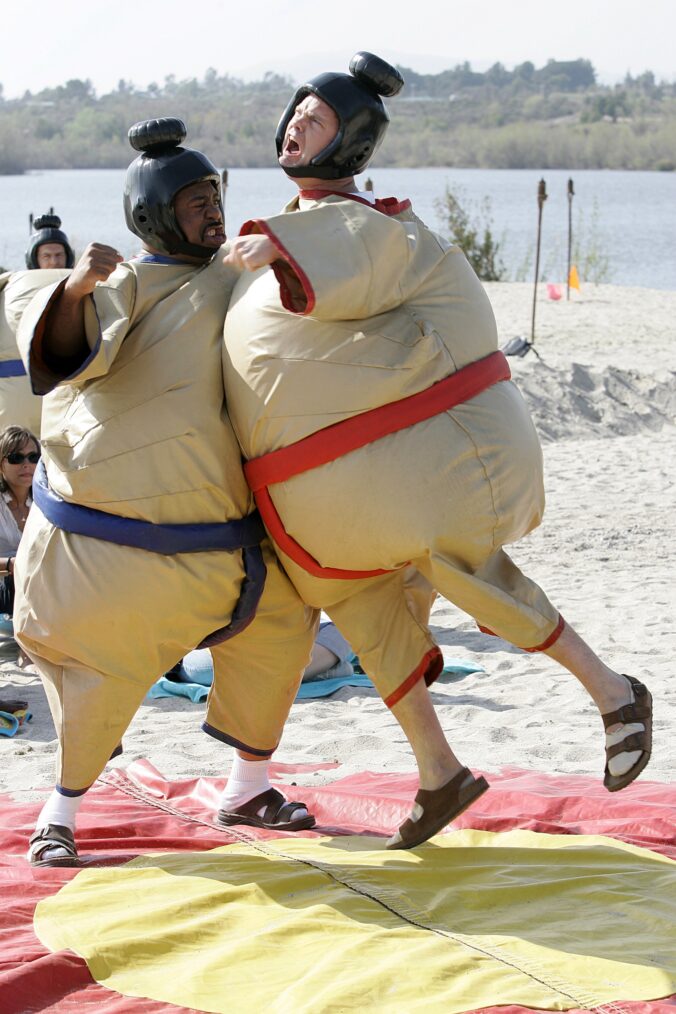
295,674,374,698
146,658,482,703
147,678,210,703
0,707,33,736
296,660,482,698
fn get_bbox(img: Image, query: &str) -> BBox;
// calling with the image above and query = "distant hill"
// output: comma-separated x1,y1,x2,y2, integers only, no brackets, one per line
1,59,674,174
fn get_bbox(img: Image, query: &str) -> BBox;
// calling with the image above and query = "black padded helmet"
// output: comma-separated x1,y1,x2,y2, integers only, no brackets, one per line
275,52,404,180
123,117,222,260
25,213,75,269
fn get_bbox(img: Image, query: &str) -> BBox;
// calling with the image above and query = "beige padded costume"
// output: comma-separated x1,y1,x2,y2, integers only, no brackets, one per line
0,269,70,434
222,193,562,707
13,254,316,792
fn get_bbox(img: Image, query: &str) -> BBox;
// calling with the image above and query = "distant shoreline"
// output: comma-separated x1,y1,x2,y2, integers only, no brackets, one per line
3,164,675,178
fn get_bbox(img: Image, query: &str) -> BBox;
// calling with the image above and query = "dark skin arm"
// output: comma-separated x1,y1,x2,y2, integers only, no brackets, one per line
42,242,123,369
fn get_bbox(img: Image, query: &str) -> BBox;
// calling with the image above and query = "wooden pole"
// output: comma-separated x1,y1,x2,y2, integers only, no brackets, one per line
531,178,547,344
221,169,229,210
566,178,575,300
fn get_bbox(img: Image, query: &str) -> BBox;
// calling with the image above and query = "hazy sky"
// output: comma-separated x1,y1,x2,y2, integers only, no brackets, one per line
3,0,675,97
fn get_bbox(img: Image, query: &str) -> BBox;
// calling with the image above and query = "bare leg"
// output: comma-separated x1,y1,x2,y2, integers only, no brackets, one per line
303,643,339,679
544,622,647,779
385,678,490,849
545,622,629,711
390,678,464,791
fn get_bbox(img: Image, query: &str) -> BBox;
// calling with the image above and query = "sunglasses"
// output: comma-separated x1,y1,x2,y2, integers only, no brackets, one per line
5,452,40,465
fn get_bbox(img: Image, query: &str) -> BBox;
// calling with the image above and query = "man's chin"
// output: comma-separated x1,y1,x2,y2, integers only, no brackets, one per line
279,153,307,169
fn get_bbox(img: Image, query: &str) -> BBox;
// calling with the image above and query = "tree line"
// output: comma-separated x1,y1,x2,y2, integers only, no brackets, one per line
1,59,675,175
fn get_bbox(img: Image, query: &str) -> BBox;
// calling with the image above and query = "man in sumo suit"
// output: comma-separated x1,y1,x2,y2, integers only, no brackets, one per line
15,119,320,866
222,53,652,849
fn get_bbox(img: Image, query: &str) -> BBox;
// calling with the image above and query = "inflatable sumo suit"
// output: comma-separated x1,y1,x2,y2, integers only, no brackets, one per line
222,57,562,709
13,119,316,795
0,270,69,434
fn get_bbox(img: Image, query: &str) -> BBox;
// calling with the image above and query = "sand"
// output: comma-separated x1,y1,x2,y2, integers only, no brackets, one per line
1,282,674,803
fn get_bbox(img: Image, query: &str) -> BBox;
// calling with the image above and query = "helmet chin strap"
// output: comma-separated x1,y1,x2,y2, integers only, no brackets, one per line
281,160,359,182
166,238,219,260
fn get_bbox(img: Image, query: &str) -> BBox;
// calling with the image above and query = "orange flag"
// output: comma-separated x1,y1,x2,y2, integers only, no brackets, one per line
568,264,581,291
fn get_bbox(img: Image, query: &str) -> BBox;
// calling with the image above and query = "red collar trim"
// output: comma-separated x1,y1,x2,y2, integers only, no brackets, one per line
298,190,412,216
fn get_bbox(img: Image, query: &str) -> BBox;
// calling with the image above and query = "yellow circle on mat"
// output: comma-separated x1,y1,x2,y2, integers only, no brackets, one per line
34,829,676,1013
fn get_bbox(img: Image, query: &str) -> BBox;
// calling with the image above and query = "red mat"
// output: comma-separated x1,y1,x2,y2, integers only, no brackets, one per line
1,762,674,1014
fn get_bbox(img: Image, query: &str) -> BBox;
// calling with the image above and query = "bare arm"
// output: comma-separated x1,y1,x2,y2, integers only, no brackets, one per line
42,243,123,368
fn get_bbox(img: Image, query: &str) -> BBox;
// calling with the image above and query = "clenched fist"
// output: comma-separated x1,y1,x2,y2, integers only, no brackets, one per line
223,234,278,272
65,243,124,299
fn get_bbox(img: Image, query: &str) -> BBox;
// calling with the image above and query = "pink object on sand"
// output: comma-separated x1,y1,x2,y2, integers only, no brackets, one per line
547,283,563,300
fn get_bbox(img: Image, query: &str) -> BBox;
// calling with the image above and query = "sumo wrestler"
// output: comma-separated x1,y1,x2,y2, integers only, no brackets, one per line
222,54,652,849
15,119,318,866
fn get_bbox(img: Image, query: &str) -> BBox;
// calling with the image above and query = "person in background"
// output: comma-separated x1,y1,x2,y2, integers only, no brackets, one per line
0,425,39,677
168,615,355,687
25,214,75,271
304,618,354,680
0,425,39,616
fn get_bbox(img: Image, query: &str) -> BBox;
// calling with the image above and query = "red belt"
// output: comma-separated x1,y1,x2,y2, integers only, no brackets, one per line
244,350,511,579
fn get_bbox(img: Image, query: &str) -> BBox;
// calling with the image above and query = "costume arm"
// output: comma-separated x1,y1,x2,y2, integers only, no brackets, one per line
1,269,71,362
16,268,136,396
241,202,448,319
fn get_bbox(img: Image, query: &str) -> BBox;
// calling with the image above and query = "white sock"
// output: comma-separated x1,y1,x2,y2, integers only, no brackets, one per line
219,756,308,820
36,789,85,833
30,789,85,863
220,757,272,811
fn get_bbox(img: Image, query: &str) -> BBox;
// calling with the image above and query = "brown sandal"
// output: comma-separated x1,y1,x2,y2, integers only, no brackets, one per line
28,824,81,867
602,675,652,792
386,767,489,850
217,787,316,832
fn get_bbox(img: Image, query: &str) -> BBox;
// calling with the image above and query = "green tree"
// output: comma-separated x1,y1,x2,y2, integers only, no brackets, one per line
435,186,506,281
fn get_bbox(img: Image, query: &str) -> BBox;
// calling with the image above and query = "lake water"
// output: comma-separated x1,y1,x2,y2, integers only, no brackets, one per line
1,167,674,289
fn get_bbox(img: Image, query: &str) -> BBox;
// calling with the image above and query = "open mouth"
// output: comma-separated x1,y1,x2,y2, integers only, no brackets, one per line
202,224,226,243
283,137,302,157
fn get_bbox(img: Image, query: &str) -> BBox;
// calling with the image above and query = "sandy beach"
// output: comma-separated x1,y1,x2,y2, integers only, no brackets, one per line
1,281,674,802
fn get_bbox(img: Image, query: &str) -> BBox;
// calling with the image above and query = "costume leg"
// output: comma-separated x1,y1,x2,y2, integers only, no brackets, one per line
402,567,437,627
204,541,318,755
419,546,563,652
19,645,175,793
15,512,248,790
322,568,442,708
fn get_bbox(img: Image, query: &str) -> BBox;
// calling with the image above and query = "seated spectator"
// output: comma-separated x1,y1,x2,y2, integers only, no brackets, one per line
0,425,39,624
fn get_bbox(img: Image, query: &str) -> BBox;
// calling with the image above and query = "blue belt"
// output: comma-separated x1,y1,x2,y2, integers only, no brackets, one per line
33,461,266,645
0,359,27,378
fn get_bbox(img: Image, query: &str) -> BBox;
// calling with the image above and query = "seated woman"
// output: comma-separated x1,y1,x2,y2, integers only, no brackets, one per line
0,425,40,665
